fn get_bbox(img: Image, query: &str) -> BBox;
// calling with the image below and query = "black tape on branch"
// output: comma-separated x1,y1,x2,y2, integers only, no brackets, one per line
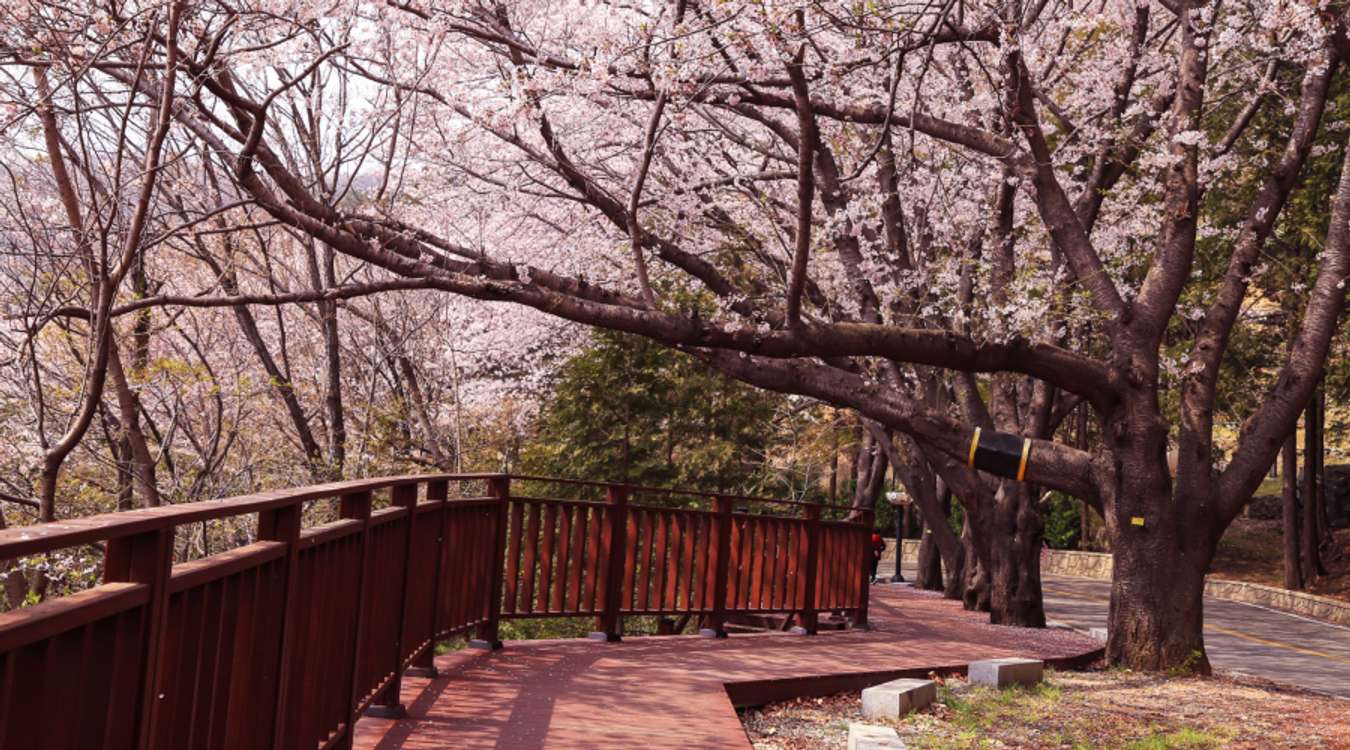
966,427,1032,482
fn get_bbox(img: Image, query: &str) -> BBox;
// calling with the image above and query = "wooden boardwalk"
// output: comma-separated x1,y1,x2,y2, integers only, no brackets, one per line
354,585,1102,749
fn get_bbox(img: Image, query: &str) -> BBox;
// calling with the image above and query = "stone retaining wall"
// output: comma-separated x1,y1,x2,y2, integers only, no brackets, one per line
883,539,1350,626
1039,549,1115,580
1201,578,1350,626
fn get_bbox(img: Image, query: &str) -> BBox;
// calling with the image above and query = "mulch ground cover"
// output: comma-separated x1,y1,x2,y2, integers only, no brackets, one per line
741,667,1350,749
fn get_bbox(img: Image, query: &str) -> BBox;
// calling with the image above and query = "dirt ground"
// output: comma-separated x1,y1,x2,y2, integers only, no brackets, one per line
1210,518,1350,602
740,667,1350,749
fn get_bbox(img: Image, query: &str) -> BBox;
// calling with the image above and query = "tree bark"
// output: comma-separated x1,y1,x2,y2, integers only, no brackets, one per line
1283,432,1303,590
211,255,326,476
916,512,944,592
1106,531,1211,674
105,341,160,507
870,430,965,599
960,515,991,612
313,242,346,476
1313,388,1331,552
984,483,1047,627
1303,390,1324,580
397,355,452,469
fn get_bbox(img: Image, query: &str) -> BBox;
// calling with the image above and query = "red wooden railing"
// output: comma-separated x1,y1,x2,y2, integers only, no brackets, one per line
0,474,871,749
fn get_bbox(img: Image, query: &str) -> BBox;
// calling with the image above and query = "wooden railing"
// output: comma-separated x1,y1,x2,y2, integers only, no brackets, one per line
0,474,871,749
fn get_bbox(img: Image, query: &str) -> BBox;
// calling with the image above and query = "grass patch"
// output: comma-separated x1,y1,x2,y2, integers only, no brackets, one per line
1126,726,1230,750
912,681,1068,748
1253,476,1282,498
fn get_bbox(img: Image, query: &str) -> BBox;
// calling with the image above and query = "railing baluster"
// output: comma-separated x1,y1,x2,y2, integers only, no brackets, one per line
636,510,653,613
469,476,508,650
552,505,571,612
749,518,766,611
567,507,585,613
503,499,524,615
652,512,669,612
519,502,540,615
537,504,557,613
584,506,602,611
590,485,628,641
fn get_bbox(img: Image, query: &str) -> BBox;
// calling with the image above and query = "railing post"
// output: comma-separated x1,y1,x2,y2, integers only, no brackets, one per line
699,495,732,638
855,507,874,630
337,490,373,750
104,526,174,749
368,483,420,718
260,502,302,750
469,475,508,650
590,484,628,642
407,479,449,678
792,503,821,636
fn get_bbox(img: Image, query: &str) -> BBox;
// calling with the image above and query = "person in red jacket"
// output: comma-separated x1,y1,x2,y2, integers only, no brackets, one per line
869,533,886,583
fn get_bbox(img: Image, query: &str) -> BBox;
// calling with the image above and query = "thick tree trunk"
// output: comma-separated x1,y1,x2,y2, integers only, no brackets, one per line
942,544,966,600
984,483,1046,627
1283,433,1303,590
915,517,943,591
1106,535,1210,673
960,517,991,612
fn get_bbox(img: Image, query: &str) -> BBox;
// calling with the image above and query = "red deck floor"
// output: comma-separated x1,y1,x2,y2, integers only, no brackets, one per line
354,585,1102,749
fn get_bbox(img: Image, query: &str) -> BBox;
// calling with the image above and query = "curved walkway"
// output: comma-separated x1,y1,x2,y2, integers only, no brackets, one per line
354,585,1101,749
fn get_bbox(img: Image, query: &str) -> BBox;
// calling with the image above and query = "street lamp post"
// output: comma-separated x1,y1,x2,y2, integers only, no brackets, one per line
885,491,909,583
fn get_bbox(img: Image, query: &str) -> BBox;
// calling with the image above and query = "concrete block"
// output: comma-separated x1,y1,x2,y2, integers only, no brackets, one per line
967,657,1043,688
847,723,906,750
861,678,936,720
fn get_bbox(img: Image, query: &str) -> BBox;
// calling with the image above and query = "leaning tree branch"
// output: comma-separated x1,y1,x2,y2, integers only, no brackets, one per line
1217,133,1350,520
785,43,816,328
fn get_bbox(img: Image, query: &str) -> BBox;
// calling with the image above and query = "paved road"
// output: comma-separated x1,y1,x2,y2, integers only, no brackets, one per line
883,562,1350,699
